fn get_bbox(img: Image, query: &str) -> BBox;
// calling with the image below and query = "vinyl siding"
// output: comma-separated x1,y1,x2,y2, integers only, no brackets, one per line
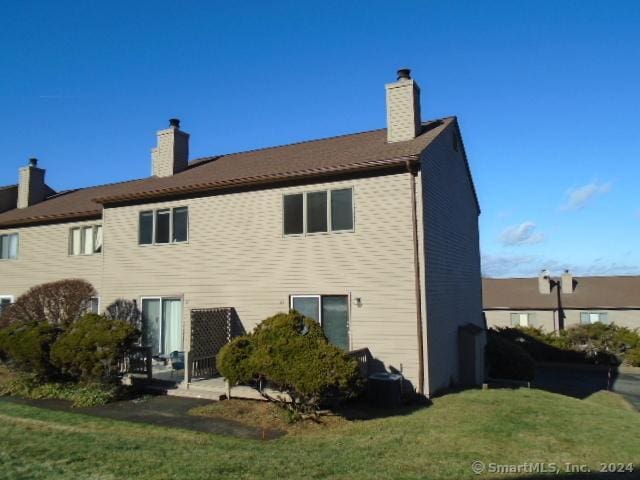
0,220,103,298
101,173,423,385
420,125,484,395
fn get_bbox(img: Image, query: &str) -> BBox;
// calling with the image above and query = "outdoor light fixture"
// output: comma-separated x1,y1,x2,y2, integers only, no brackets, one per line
354,297,363,308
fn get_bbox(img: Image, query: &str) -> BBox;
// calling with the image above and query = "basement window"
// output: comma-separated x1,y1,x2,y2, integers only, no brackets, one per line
283,188,354,236
139,207,189,245
69,225,102,255
0,233,19,260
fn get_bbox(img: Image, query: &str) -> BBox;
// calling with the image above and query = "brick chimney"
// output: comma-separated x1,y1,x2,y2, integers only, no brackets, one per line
538,269,551,295
151,118,189,177
17,158,47,208
385,68,422,143
561,269,574,294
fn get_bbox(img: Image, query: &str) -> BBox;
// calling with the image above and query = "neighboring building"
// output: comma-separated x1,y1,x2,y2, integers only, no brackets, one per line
0,69,484,396
483,275,640,332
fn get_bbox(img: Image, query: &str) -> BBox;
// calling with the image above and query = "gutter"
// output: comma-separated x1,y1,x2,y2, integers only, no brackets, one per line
406,159,425,395
93,155,421,205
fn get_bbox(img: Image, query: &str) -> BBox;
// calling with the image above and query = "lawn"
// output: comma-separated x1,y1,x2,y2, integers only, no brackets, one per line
1,388,639,480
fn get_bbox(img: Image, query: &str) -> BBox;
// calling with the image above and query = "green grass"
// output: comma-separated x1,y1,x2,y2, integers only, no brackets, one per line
584,390,636,412
0,388,639,480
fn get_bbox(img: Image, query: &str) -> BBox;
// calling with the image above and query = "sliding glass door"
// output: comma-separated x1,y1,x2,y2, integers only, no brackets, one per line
141,297,182,356
290,295,349,350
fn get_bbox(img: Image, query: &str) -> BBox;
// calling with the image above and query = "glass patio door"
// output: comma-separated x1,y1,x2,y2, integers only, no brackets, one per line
141,297,182,356
290,295,349,350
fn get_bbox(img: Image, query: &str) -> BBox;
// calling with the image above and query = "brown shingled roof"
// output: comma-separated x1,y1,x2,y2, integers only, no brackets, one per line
0,117,456,228
483,276,640,310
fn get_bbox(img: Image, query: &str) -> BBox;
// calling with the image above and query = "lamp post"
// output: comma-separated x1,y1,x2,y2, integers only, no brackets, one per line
538,269,574,331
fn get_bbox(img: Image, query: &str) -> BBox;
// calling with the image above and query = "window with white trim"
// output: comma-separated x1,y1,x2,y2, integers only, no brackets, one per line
69,225,102,255
283,188,353,235
87,297,100,314
0,295,14,315
580,312,609,325
139,207,189,245
510,312,535,327
0,233,19,260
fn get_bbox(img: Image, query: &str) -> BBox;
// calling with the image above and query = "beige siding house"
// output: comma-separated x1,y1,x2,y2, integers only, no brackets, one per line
0,69,483,397
484,275,640,332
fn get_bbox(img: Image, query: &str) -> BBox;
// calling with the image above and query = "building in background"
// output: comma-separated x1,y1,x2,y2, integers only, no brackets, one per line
483,275,640,332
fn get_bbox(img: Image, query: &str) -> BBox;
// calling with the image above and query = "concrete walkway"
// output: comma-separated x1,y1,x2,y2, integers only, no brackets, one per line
1,395,285,440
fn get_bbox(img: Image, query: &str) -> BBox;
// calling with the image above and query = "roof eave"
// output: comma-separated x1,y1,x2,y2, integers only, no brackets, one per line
93,155,421,205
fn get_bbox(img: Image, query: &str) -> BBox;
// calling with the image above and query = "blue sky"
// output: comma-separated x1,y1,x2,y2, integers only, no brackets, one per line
1,1,639,278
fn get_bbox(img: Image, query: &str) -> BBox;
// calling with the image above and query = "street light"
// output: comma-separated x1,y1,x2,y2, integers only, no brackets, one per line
538,269,574,331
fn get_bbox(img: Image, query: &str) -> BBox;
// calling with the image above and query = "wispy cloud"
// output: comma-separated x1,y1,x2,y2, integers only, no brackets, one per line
481,253,640,278
560,180,612,211
499,221,545,246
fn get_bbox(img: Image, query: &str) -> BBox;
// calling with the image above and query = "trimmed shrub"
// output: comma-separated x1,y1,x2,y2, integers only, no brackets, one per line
625,348,640,367
0,322,61,379
217,311,362,415
0,373,126,407
51,314,139,381
486,330,535,381
216,336,255,385
0,279,96,328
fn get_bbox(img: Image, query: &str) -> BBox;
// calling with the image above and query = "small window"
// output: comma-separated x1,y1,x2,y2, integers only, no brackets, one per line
0,233,19,260
69,225,102,256
283,194,304,235
155,209,171,244
307,191,328,233
139,207,189,245
87,297,100,314
0,295,13,315
139,211,154,245
172,207,188,243
331,188,353,231
580,312,609,325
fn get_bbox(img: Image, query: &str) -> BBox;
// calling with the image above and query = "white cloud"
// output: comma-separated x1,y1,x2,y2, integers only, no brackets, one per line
499,221,545,246
560,181,612,211
481,253,640,278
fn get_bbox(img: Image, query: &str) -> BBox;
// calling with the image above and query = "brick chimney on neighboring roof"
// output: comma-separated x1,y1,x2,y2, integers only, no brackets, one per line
17,158,47,208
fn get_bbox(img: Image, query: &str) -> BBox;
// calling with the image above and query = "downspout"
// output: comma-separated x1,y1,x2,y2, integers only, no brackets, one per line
406,159,425,395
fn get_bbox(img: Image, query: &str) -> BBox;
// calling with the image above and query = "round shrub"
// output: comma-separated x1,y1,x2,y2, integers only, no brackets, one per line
0,322,61,379
216,336,255,385
51,314,139,381
486,330,535,381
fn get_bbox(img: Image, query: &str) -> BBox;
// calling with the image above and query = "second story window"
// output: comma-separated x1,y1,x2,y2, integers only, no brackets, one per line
139,207,189,245
0,233,19,260
70,225,102,256
283,188,354,236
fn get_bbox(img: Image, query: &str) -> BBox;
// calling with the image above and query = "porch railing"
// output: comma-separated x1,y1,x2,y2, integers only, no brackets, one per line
188,353,217,380
118,346,152,380
347,347,371,378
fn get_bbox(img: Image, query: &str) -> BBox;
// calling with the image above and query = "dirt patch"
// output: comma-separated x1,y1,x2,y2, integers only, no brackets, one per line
189,398,372,436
